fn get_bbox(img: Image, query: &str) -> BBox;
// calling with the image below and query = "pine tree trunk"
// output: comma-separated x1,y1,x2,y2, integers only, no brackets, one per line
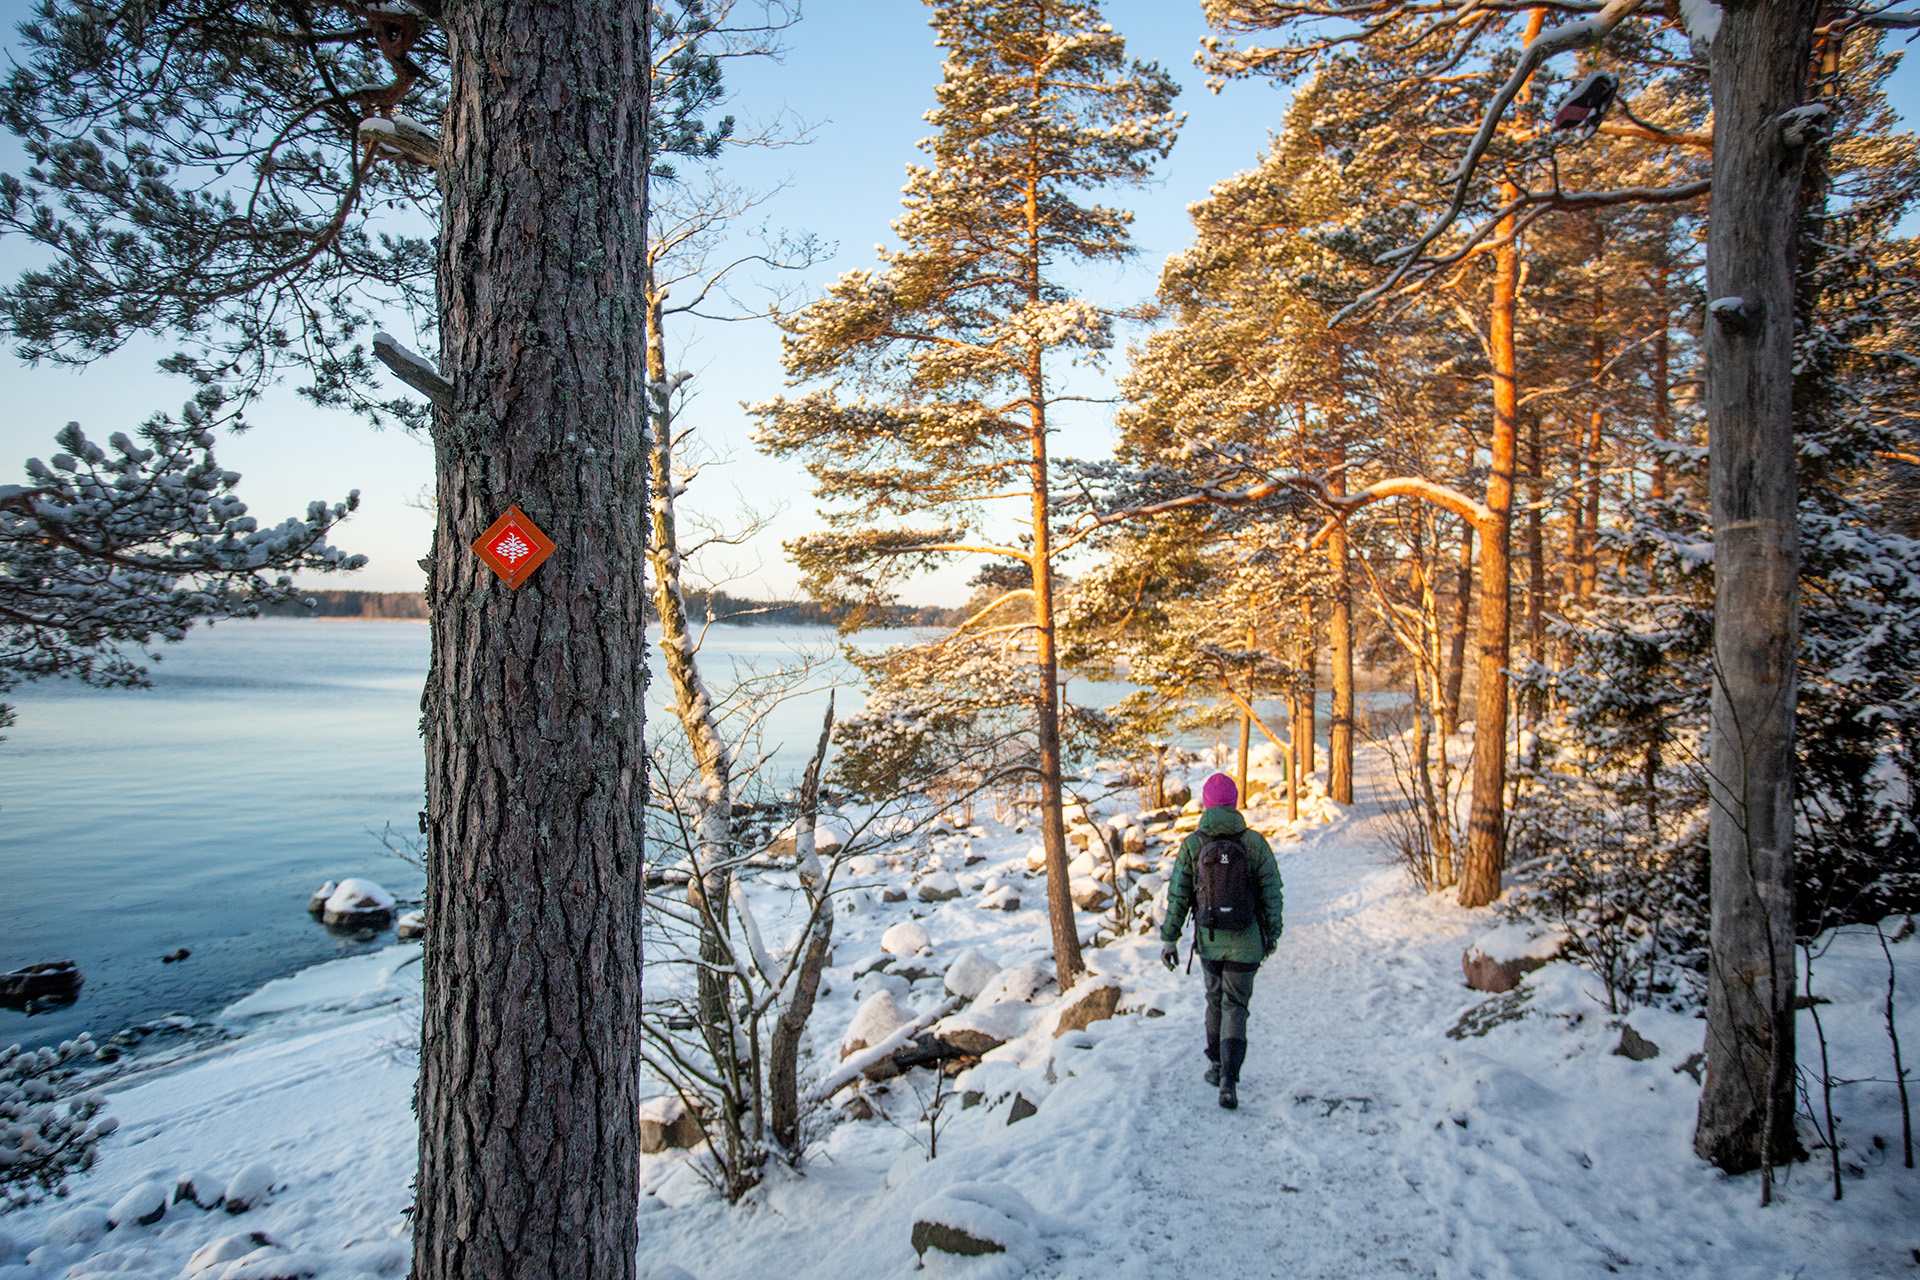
1460,205,1520,909
1693,0,1815,1177
1442,523,1472,736
1652,263,1674,501
1327,464,1355,805
1302,600,1317,777
415,1,648,1275
1526,415,1546,719
1029,397,1084,988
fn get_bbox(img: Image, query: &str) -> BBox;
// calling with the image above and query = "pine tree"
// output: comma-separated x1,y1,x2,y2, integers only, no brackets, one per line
753,0,1179,985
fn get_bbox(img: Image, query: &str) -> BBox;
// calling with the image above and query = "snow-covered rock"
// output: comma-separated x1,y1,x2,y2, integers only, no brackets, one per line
1463,924,1568,993
841,991,914,1057
910,1182,1039,1261
1051,977,1122,1038
184,1233,279,1276
304,881,336,915
917,872,961,902
319,879,394,929
221,1161,275,1213
1069,877,1112,910
42,1206,109,1248
933,999,1031,1055
175,1170,222,1209
972,963,1053,1007
978,886,1020,912
943,949,1000,1000
106,1178,169,1228
638,1096,704,1153
395,910,426,941
880,920,931,956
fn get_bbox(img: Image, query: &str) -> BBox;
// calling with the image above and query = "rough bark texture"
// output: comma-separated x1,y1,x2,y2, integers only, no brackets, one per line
1328,468,1355,804
1031,425,1085,987
1694,0,1815,1177
1442,524,1472,737
414,1,649,1275
1460,209,1520,909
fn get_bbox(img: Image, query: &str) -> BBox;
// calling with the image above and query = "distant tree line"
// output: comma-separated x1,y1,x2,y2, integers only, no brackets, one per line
247,587,959,627
649,588,963,629
252,590,429,620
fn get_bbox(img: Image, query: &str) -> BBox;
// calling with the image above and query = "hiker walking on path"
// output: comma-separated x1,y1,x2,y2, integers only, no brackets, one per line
1160,772,1285,1110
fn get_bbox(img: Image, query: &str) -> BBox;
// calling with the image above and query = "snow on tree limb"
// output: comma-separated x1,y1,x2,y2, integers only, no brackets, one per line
0,420,364,695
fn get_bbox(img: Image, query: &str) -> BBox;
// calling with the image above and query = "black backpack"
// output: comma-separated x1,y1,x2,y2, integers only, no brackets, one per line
1195,830,1259,936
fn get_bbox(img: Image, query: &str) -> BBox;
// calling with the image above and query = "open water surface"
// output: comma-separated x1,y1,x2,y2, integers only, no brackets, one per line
0,619,878,1050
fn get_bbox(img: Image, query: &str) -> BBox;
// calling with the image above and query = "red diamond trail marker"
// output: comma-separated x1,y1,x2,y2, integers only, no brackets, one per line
473,505,555,588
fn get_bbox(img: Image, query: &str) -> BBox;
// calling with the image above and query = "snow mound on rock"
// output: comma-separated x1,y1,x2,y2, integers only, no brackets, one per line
943,949,1000,1000
842,990,914,1056
911,1181,1040,1264
880,920,931,956
323,879,394,913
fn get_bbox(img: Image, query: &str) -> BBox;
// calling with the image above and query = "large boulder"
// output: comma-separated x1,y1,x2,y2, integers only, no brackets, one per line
1052,977,1122,1037
1461,924,1568,994
638,1096,705,1153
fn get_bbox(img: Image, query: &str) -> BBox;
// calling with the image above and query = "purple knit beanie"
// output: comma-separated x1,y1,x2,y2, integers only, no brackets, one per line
1201,772,1238,810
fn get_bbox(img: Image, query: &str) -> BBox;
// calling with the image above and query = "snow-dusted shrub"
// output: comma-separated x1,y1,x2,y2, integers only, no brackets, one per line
1505,493,1716,1013
0,1034,116,1207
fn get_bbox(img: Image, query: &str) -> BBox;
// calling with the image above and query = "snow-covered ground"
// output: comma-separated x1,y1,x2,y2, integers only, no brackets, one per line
2,757,1914,1279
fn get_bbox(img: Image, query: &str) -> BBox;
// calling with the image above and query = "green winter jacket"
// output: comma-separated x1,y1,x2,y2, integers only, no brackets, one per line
1160,806,1285,965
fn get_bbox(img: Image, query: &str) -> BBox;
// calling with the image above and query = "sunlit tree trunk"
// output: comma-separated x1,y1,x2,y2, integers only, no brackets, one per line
1327,461,1355,803
1460,196,1521,908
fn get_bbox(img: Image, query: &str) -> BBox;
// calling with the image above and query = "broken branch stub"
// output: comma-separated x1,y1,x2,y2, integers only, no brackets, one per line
373,332,453,410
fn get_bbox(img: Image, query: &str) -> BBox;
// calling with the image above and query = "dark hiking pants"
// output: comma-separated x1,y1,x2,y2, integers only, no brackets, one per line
1201,958,1259,1046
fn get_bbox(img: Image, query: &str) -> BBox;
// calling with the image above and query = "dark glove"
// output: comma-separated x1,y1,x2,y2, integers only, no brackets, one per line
1161,942,1179,972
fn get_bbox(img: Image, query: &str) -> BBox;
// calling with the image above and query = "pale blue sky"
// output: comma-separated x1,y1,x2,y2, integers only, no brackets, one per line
0,3,1912,603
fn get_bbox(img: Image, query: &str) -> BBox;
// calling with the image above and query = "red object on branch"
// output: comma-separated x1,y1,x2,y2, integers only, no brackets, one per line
472,505,556,588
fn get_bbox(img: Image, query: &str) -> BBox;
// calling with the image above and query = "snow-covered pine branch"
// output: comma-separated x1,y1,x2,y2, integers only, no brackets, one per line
0,419,365,699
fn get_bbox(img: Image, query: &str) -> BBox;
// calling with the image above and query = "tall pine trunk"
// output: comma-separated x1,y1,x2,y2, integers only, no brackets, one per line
1442,523,1473,736
1029,365,1084,987
1328,462,1355,804
1693,0,1816,1178
413,2,649,1275
1460,203,1520,909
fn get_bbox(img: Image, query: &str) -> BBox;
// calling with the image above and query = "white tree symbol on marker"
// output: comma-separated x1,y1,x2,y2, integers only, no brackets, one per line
496,531,531,564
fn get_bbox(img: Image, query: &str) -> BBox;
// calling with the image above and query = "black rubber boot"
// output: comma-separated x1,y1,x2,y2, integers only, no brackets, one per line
1204,1033,1221,1087
1219,1039,1247,1110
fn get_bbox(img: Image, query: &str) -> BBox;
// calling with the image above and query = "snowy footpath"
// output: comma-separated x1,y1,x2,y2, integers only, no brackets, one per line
1,787,1914,1279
